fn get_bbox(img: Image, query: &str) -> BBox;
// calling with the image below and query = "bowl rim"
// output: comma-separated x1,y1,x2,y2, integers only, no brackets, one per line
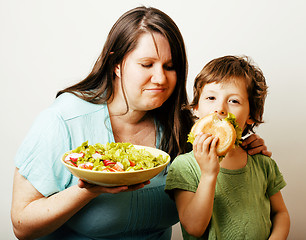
61,144,170,174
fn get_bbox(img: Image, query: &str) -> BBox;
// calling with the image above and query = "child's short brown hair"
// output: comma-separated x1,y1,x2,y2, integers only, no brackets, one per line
190,55,268,136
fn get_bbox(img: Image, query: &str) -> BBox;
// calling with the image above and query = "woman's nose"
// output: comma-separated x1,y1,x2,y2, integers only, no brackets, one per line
151,66,166,84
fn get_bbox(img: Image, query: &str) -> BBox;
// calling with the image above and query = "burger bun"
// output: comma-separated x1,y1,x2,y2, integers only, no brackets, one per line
190,113,237,156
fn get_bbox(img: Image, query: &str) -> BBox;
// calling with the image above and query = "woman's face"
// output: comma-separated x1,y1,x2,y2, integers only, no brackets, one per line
114,32,177,112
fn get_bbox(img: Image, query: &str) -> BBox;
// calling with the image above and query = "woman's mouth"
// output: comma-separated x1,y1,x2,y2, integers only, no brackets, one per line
143,87,166,93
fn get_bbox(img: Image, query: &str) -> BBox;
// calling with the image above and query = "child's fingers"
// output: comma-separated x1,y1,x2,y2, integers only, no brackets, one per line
193,132,210,145
193,132,204,145
194,133,214,153
194,135,219,173
209,136,219,156
210,136,219,149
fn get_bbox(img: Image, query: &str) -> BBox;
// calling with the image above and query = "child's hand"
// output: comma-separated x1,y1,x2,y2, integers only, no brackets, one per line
193,132,220,177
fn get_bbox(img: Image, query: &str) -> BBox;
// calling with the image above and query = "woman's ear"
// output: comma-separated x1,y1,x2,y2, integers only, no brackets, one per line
114,64,121,78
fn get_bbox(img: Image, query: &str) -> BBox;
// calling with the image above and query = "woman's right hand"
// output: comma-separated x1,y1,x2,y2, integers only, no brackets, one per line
77,179,150,194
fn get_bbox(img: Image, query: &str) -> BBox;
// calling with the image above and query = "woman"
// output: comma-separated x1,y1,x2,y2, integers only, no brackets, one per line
11,6,270,240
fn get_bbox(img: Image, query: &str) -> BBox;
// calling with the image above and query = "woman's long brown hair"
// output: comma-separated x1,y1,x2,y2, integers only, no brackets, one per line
56,6,194,160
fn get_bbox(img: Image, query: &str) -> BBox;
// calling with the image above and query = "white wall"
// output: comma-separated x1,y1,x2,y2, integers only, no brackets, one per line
1,0,305,239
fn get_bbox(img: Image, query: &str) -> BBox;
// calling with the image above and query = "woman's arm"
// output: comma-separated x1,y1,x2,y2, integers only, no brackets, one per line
241,134,272,157
268,191,290,240
11,168,145,239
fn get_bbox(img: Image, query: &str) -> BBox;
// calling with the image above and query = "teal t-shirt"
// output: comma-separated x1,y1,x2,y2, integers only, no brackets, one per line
15,93,179,240
165,151,286,240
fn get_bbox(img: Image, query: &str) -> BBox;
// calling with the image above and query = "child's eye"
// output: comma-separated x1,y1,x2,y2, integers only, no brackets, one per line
229,99,240,104
207,96,216,100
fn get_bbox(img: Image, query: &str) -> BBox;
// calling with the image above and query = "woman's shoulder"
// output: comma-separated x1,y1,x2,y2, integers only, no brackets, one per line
50,93,107,121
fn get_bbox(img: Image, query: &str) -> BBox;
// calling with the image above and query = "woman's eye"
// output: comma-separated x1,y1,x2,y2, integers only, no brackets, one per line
164,64,175,71
141,63,153,68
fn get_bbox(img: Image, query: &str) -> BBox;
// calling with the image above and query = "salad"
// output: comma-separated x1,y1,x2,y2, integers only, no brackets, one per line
63,141,169,172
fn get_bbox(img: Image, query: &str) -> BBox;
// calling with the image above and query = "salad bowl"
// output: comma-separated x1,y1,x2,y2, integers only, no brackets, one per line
61,144,170,186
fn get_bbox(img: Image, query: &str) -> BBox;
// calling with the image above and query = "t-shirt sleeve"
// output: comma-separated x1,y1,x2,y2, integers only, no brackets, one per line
165,152,201,199
15,108,72,197
266,158,287,197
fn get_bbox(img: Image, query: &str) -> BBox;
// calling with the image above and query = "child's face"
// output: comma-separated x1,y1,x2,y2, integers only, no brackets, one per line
194,78,254,131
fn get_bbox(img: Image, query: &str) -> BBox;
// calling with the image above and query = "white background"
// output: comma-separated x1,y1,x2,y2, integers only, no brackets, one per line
1,0,306,239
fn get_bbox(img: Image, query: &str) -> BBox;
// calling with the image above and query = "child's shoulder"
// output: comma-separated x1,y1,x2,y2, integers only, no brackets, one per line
248,153,280,173
248,154,286,196
171,151,197,167
166,151,201,194
248,153,274,165
249,153,272,161
168,151,201,175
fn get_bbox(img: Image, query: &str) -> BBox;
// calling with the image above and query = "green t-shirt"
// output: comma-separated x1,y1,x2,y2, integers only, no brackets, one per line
165,151,286,240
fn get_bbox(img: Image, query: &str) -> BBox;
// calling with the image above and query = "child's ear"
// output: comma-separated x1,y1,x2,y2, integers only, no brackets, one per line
246,116,255,125
114,64,121,78
193,105,200,118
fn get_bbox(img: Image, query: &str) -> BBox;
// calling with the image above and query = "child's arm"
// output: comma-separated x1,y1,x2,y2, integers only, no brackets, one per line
268,191,290,240
174,175,217,237
174,133,219,237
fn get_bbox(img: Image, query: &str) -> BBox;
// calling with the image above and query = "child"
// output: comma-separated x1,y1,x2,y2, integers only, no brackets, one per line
165,55,290,240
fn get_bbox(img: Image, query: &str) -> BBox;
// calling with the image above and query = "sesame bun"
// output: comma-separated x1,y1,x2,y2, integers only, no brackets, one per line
189,113,237,156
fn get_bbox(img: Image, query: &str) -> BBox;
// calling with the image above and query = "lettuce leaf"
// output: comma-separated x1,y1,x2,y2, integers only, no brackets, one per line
65,141,169,172
187,132,196,144
224,113,242,146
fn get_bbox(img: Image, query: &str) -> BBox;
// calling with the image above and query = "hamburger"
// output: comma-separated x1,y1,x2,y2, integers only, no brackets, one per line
187,113,242,157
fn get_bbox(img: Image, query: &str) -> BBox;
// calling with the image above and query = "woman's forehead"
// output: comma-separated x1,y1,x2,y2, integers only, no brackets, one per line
125,32,171,61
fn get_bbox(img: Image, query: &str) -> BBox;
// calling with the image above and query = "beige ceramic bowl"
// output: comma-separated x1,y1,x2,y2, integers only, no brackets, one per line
61,145,170,186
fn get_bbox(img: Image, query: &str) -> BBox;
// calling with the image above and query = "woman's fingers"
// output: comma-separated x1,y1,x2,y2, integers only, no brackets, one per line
77,179,150,194
241,134,271,156
241,134,262,148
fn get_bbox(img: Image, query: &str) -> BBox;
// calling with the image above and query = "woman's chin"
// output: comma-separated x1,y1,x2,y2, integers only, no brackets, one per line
146,101,165,110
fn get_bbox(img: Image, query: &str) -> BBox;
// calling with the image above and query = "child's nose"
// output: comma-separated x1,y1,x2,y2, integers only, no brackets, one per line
214,110,226,116
214,104,227,116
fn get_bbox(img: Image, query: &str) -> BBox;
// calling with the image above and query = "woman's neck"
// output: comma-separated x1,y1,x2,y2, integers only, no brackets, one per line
108,103,156,147
107,95,148,124
220,146,248,170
